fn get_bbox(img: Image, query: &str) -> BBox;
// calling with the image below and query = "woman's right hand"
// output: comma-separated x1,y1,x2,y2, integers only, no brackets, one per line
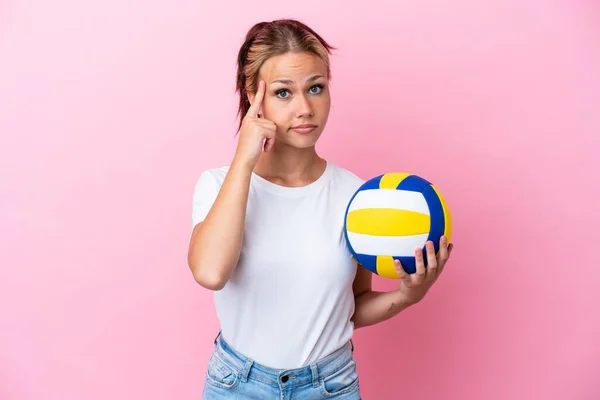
234,80,277,168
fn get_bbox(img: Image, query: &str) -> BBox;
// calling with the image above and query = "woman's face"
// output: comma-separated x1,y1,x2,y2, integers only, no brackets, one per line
249,52,331,149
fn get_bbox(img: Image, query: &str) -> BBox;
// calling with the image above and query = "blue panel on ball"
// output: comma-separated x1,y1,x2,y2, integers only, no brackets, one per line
395,256,417,274
360,175,383,191
396,174,431,192
397,252,435,273
344,180,366,265
422,185,445,255
354,253,378,274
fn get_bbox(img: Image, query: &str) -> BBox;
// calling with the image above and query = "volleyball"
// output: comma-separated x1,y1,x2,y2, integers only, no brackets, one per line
344,172,452,278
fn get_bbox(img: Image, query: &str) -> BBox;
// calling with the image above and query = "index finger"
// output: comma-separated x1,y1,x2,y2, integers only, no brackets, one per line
247,80,265,118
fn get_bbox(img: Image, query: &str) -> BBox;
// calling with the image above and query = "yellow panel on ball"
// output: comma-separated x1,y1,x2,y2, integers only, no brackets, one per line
379,172,412,189
346,208,430,236
376,256,400,279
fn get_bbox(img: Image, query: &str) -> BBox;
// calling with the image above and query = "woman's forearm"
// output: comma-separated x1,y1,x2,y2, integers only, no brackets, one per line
352,289,417,329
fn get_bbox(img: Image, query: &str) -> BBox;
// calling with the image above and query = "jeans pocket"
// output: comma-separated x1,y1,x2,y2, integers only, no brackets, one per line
320,357,359,397
205,353,240,390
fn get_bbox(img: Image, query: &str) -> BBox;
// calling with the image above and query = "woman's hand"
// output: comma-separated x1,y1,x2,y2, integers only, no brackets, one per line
393,236,454,304
233,80,277,169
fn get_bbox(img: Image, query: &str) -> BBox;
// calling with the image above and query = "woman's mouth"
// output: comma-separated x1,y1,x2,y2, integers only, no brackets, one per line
290,124,317,134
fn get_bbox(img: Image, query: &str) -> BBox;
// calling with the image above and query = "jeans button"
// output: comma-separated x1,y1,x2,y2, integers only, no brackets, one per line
281,375,289,383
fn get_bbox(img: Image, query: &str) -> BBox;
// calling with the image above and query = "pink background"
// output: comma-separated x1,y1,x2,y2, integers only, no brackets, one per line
1,1,599,399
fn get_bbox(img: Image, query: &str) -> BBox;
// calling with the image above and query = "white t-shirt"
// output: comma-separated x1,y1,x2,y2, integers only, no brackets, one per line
191,161,365,369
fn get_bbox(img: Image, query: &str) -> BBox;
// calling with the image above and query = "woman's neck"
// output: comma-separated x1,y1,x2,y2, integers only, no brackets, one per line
253,143,326,187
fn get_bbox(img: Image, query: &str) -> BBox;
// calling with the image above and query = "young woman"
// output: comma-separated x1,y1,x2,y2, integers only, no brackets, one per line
188,19,453,400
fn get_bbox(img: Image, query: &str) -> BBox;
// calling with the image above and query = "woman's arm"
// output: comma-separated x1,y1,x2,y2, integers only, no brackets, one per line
352,286,417,329
187,160,253,291
188,81,275,291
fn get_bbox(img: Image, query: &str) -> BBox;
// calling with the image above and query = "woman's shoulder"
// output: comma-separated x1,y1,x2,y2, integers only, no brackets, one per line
197,165,230,181
193,165,230,191
327,162,366,188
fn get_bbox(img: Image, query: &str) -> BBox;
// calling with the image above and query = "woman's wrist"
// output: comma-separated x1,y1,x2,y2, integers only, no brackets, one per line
230,156,256,176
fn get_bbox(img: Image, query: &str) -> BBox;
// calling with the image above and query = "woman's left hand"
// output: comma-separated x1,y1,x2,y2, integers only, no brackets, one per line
393,236,454,304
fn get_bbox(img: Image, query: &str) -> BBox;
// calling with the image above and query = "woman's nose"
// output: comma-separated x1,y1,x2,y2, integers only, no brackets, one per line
295,94,314,118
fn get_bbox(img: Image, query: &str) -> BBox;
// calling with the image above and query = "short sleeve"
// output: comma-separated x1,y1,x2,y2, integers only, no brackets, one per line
191,170,221,228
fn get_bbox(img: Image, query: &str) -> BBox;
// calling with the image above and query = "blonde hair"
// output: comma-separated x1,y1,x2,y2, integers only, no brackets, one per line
235,19,335,130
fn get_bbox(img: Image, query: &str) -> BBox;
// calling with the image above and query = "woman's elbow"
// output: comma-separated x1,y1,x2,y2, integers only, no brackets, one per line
189,263,227,291
197,275,227,291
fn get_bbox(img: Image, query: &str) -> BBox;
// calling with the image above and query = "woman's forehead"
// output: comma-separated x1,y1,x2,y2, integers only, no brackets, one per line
260,52,327,83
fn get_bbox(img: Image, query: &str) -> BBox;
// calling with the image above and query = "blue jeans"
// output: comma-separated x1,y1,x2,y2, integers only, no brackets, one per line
202,331,361,399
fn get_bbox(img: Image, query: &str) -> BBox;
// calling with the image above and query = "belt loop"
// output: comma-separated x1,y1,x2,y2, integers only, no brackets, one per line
213,329,222,346
239,358,253,383
350,338,354,353
310,364,319,388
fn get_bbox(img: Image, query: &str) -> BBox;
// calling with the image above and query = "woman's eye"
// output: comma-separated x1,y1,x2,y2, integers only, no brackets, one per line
309,84,324,94
276,89,290,99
